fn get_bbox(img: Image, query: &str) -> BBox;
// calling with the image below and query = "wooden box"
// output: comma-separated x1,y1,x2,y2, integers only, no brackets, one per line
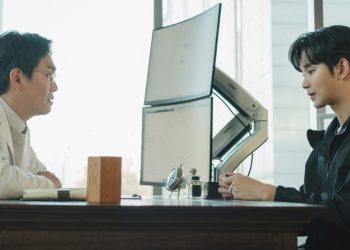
87,156,122,203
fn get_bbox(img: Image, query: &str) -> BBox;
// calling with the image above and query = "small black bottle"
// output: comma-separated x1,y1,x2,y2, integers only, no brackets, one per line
190,175,201,197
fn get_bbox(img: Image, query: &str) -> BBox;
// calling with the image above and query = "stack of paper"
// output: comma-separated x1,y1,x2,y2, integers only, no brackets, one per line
21,188,86,201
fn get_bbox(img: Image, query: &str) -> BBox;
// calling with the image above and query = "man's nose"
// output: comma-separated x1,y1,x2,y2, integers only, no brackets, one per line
51,81,58,92
302,77,309,89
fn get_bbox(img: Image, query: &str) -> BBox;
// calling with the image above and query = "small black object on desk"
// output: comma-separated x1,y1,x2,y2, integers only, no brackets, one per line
206,181,223,199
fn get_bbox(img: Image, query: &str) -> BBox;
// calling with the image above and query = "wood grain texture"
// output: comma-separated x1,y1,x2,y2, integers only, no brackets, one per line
87,156,121,203
0,197,325,250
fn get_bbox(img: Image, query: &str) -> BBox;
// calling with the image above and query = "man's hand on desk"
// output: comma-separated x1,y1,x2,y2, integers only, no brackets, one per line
38,171,62,188
218,173,276,201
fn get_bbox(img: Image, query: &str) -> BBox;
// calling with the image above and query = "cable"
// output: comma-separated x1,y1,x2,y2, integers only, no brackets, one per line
246,153,253,177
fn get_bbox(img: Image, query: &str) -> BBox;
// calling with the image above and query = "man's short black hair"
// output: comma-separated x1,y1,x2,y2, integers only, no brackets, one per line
0,31,52,95
289,25,350,73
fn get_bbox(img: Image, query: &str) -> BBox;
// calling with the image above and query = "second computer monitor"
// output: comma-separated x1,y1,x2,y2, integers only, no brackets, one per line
141,97,212,185
144,4,221,105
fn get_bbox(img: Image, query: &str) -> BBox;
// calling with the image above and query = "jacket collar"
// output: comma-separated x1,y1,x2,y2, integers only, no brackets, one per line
0,97,27,135
0,99,14,155
307,116,350,149
334,116,350,135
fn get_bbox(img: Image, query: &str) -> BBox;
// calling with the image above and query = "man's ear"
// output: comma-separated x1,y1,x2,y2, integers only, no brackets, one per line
9,68,24,91
336,58,350,80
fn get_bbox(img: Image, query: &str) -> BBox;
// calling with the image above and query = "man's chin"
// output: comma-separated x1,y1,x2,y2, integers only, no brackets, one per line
313,103,326,109
37,107,52,116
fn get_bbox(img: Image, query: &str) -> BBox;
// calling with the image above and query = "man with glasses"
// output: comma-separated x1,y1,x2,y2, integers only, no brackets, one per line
0,31,61,199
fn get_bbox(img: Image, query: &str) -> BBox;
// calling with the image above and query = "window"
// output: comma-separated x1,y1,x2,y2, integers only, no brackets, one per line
2,0,153,195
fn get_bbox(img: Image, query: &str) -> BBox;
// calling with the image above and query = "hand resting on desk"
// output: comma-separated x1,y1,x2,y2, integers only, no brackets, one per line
38,171,62,188
218,173,276,201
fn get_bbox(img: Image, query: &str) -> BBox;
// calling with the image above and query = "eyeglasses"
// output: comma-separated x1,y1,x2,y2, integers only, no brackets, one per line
33,69,56,83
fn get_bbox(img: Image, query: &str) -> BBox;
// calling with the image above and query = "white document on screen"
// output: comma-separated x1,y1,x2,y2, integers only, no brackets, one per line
141,97,212,185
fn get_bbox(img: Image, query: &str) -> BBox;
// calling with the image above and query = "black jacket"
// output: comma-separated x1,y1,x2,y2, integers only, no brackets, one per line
274,117,350,250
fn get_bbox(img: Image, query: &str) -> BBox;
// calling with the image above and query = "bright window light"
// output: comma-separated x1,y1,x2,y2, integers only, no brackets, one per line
2,0,153,195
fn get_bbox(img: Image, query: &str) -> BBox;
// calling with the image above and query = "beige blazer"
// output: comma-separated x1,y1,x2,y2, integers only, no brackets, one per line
0,102,55,199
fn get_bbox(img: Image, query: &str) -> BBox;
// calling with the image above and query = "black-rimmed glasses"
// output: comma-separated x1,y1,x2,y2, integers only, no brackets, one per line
33,69,56,83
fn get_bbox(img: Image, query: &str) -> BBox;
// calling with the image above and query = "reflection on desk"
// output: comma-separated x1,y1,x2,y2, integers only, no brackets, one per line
0,196,325,250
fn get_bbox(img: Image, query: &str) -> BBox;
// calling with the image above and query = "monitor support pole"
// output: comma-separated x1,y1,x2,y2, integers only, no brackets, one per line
212,68,268,182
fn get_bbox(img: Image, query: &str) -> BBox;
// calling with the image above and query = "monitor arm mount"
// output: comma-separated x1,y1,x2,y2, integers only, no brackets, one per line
212,68,268,181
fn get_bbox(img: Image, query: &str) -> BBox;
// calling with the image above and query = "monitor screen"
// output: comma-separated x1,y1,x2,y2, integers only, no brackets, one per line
144,4,221,105
141,97,212,185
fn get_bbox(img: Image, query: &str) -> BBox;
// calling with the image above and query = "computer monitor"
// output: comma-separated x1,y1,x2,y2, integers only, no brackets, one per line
140,97,212,185
144,4,221,106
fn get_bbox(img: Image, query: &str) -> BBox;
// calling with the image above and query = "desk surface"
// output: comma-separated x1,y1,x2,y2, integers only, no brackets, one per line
0,195,326,207
0,196,325,250
0,196,325,230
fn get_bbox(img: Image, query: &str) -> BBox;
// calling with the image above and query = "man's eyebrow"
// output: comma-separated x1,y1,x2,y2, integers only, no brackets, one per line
47,65,56,71
302,63,313,69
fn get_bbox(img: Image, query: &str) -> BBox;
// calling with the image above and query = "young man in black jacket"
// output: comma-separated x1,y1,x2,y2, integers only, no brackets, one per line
218,25,350,249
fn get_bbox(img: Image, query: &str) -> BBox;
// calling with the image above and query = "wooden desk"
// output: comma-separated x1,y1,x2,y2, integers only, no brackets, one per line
0,196,325,250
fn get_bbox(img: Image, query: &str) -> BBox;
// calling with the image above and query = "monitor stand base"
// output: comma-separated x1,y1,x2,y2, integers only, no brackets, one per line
205,182,223,199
